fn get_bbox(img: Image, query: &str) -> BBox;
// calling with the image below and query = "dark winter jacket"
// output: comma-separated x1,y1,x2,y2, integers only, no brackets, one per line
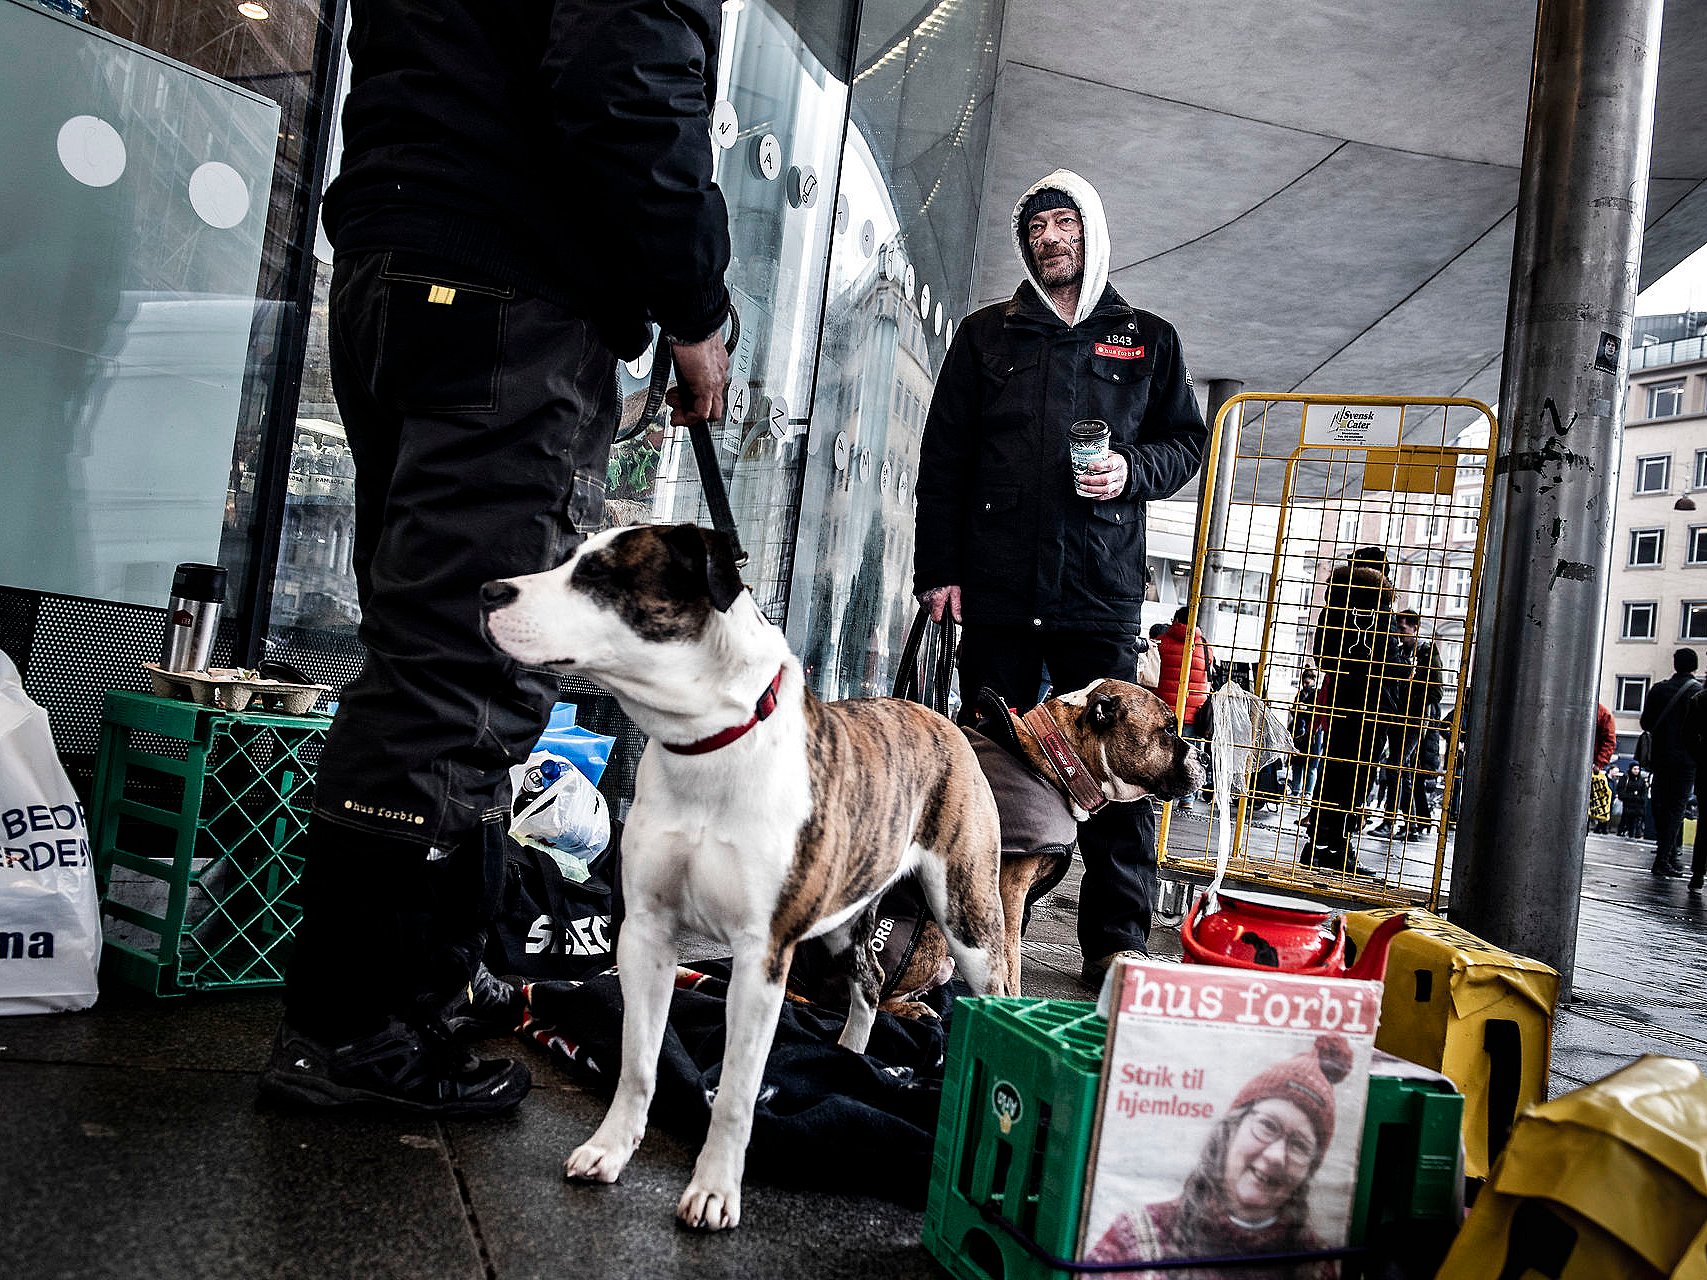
1312,559,1396,714
912,174,1205,634
322,0,731,359
1641,672,1702,766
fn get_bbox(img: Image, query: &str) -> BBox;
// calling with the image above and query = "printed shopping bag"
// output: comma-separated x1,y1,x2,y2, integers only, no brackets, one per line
0,649,100,1013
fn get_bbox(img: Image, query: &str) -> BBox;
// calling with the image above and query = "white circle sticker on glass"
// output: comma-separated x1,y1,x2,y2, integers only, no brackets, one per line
903,263,915,301
898,469,910,503
919,283,931,321
188,162,251,228
945,318,954,346
623,344,655,381
934,302,944,335
835,194,849,234
787,164,819,209
710,100,739,150
752,133,781,181
57,115,126,188
858,447,872,482
859,219,875,258
728,383,750,426
833,431,850,471
880,457,892,493
767,394,789,440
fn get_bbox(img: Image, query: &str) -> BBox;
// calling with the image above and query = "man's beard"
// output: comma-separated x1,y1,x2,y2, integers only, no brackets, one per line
1035,246,1083,289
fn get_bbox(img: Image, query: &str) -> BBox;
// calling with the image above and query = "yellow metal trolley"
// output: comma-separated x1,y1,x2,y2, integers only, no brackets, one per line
1160,393,1500,910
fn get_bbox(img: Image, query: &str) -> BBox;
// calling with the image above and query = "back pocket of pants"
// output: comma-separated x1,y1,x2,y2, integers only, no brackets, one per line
377,260,514,414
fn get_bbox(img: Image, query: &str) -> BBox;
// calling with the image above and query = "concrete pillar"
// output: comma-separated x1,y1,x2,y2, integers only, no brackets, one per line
1453,0,1663,992
1197,379,1244,645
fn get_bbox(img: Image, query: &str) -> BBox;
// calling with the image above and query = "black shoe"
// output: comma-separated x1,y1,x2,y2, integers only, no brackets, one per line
259,1019,531,1117
1690,879,1704,894
1653,858,1684,878
439,963,526,1041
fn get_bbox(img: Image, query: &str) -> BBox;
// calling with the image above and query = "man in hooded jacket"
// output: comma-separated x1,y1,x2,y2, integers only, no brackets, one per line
913,170,1207,986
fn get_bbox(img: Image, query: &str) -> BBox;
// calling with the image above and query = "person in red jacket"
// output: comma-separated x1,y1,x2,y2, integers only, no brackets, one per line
1155,606,1215,811
1155,606,1214,728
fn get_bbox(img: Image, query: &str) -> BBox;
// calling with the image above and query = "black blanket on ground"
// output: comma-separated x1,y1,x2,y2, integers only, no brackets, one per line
517,959,964,1206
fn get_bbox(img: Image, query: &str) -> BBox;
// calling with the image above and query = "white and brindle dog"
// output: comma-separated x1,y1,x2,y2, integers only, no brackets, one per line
483,522,1011,1230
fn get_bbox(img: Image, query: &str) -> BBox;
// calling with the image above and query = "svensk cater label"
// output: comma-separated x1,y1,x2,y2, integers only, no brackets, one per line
1094,342,1145,360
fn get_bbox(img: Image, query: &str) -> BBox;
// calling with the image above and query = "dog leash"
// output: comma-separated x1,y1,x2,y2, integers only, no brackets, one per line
616,305,748,568
1019,706,1108,816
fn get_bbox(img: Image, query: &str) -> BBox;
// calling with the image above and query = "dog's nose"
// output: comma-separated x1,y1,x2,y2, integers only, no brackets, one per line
481,580,519,610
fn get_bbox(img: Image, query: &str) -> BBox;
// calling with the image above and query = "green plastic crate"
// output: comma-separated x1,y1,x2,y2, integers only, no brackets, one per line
90,690,329,996
923,997,1465,1280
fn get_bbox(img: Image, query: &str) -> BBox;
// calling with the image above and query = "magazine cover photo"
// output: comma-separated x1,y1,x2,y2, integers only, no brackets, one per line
1079,961,1381,1278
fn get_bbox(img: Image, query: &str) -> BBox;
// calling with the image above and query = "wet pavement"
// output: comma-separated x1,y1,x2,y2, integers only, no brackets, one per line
2,826,1702,1278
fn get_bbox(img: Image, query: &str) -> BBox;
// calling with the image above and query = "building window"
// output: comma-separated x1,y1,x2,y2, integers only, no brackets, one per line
1630,527,1665,567
1616,675,1650,714
1425,513,1444,540
1634,454,1671,494
1684,602,1707,641
1629,528,1666,566
1691,526,1707,565
1696,448,1707,490
1622,601,1657,640
1447,568,1471,612
1336,509,1360,545
1646,379,1685,419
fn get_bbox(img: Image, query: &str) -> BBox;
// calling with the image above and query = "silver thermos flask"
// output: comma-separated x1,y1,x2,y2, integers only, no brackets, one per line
160,563,227,673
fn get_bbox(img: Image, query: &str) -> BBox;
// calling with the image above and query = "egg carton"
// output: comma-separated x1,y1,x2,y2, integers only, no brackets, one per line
143,663,330,716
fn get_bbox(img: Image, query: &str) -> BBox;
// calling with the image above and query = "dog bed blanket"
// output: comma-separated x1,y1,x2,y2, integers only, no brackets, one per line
517,959,961,1205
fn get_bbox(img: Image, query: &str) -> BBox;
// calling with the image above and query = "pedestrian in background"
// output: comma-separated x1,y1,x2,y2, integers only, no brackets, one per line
1640,648,1700,878
1618,764,1651,838
1156,606,1215,813
1288,667,1323,803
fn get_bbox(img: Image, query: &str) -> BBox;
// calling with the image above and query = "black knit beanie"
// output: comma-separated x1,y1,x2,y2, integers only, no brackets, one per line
1020,187,1077,228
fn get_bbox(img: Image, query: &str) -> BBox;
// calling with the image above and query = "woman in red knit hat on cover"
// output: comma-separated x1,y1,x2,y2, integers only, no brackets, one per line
1085,1034,1352,1278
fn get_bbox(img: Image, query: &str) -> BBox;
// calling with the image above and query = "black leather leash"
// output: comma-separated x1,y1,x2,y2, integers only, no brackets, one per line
615,306,747,567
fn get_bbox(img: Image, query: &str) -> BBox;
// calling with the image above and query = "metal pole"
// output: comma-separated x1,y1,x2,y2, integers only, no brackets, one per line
1454,0,1663,993
1198,379,1243,646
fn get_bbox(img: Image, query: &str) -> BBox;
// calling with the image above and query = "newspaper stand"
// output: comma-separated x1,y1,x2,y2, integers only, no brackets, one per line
923,996,1465,1280
90,689,328,995
1347,908,1559,1180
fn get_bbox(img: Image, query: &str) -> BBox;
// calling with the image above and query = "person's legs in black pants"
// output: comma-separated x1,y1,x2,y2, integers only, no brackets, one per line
1650,760,1695,876
1040,632,1155,971
273,252,616,1111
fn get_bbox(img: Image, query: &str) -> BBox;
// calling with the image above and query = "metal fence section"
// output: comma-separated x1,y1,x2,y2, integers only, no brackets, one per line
1159,393,1500,910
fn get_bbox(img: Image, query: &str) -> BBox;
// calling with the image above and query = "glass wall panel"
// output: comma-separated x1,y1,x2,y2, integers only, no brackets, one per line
786,0,1004,697
0,0,339,623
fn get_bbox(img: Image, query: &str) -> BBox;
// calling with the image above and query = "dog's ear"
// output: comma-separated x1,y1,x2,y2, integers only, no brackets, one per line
663,523,746,613
1086,691,1120,732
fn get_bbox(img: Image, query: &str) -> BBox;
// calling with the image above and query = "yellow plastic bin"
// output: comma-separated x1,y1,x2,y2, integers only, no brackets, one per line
1438,1055,1707,1279
1345,908,1559,1179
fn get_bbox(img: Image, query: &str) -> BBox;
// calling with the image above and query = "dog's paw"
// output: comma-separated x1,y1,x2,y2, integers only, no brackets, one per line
677,1180,742,1231
878,999,941,1022
563,1140,631,1185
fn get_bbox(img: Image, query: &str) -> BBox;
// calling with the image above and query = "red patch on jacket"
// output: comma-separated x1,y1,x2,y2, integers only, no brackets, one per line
1094,342,1145,360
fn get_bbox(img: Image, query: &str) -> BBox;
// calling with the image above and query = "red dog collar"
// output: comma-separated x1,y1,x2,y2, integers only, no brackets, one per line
1020,705,1109,815
662,666,786,756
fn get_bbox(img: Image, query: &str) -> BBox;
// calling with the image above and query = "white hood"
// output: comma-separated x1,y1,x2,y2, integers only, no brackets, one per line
1011,168,1110,327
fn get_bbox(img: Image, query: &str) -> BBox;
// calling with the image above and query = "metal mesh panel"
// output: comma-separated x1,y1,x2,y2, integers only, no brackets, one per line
0,587,236,790
1161,395,1499,910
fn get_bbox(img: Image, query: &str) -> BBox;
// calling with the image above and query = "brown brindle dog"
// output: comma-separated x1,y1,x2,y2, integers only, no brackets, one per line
482,522,1009,1232
871,679,1204,1010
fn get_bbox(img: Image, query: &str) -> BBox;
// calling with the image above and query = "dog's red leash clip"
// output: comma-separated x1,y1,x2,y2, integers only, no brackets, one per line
1020,705,1109,815
662,666,786,756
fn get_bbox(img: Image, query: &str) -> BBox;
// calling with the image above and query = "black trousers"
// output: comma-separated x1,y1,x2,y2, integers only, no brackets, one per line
1650,757,1697,868
286,250,619,1039
1307,674,1383,866
957,624,1156,959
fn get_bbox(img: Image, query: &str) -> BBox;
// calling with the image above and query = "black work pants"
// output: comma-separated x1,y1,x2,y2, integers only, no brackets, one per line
1307,675,1383,868
1651,757,1697,868
957,624,1156,959
286,250,618,1040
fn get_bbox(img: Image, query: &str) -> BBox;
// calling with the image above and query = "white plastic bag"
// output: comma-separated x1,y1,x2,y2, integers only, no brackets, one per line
0,649,100,1014
508,750,610,883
